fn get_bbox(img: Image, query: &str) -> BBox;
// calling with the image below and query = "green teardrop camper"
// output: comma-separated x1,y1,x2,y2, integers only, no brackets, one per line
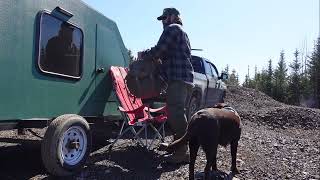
0,0,130,176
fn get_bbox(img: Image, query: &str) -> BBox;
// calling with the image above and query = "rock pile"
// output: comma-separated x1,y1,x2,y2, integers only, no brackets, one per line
226,86,320,130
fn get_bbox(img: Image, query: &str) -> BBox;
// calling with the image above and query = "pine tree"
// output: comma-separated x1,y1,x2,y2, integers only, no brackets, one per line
266,59,273,96
254,66,260,90
222,65,230,84
273,50,288,103
260,69,269,93
309,37,320,108
227,69,239,86
127,49,135,63
248,79,256,88
287,49,301,105
300,68,312,105
254,60,274,96
243,65,250,87
242,74,249,87
236,73,239,84
224,65,230,76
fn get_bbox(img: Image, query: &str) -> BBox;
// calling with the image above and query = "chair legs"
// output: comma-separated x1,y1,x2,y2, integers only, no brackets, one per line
132,124,147,146
108,122,146,152
108,123,135,152
108,120,166,152
147,123,166,150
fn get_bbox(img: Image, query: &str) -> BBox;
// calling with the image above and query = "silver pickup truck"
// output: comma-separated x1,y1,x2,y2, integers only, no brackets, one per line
145,55,227,120
186,55,228,119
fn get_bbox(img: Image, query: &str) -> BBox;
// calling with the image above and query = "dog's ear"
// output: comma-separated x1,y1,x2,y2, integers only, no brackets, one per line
189,112,204,126
213,103,224,108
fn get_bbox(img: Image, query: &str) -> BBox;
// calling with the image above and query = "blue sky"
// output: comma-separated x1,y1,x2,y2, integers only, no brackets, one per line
82,0,319,83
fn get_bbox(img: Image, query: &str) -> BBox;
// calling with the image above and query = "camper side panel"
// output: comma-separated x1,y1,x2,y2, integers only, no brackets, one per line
0,0,129,121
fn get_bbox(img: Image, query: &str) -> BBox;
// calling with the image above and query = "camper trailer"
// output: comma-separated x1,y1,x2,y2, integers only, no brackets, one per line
0,0,129,176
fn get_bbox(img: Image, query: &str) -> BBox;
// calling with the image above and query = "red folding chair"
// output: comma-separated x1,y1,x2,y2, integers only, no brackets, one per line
108,66,167,151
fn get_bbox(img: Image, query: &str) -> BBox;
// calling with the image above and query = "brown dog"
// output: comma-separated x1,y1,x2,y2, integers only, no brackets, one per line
159,103,241,180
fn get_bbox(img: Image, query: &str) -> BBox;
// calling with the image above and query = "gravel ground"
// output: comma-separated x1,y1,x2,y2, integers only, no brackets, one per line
0,86,319,180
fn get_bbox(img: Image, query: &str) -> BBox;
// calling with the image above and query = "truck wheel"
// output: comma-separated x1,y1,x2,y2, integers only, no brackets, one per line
219,90,226,103
187,96,200,121
41,114,92,176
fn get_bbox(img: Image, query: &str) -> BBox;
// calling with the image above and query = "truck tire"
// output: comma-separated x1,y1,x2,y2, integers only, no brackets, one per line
219,90,226,103
41,114,92,176
187,96,200,121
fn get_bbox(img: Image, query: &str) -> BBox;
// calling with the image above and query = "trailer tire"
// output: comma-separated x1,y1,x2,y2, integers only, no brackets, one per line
41,114,91,176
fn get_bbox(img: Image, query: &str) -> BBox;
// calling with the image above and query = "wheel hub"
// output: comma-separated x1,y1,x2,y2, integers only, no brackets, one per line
60,126,87,166
67,140,80,150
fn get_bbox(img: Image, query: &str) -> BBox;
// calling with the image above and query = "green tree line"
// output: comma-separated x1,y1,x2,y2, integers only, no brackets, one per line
225,37,320,108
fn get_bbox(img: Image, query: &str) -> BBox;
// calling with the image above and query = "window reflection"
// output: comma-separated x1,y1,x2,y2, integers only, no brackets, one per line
191,56,205,74
38,13,83,78
210,64,219,77
204,61,213,76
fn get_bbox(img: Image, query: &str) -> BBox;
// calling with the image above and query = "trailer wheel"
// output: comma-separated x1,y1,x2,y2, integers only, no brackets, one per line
187,96,200,121
41,114,91,176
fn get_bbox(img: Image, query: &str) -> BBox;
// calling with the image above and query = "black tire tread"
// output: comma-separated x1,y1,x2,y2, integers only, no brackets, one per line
41,114,90,176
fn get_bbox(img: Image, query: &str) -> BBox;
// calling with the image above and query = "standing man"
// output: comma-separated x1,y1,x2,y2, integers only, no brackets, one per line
138,8,194,163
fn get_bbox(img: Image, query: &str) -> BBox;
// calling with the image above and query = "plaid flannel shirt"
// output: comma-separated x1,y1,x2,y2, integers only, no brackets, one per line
142,24,194,83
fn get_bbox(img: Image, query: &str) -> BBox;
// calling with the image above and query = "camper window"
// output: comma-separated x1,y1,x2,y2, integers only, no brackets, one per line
37,12,83,79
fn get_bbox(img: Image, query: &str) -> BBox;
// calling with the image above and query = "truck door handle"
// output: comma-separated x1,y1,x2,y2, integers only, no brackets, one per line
96,67,105,73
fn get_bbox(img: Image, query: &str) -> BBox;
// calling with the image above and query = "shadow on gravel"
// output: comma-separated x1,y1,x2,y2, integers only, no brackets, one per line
82,144,181,180
0,128,177,180
194,170,234,180
0,138,45,180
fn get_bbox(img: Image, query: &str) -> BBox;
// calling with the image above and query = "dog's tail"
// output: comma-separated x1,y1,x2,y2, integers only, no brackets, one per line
158,132,190,153
159,113,202,152
165,131,191,152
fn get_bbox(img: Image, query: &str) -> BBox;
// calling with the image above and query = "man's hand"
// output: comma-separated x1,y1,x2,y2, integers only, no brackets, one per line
137,51,144,60
137,49,152,60
153,59,162,64
138,50,161,64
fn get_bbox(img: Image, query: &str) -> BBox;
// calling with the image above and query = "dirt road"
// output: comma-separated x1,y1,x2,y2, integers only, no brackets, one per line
0,86,319,180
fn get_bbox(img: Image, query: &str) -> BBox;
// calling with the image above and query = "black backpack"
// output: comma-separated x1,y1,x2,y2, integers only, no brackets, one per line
125,59,167,99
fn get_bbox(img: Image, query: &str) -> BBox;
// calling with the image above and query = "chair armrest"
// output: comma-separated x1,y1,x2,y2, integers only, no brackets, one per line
145,105,167,114
118,105,146,114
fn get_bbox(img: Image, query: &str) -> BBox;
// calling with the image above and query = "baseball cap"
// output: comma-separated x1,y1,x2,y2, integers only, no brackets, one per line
157,8,180,20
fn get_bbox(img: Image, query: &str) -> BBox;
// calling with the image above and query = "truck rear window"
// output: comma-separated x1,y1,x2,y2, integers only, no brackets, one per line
37,12,83,79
